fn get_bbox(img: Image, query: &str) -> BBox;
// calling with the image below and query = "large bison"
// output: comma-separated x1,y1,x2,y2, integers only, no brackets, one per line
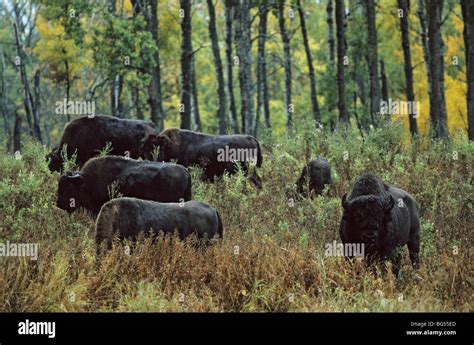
340,173,420,274
56,156,192,215
47,115,158,172
95,197,223,253
295,157,331,197
138,128,263,189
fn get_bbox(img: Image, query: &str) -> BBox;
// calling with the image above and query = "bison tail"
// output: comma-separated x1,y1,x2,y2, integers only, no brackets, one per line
95,202,118,255
184,170,193,201
216,210,224,239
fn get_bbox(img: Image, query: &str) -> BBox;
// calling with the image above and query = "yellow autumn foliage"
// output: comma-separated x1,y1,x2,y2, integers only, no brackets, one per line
378,0,468,137
34,14,90,83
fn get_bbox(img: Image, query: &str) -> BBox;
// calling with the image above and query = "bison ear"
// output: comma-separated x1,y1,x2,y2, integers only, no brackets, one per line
342,193,349,210
383,195,395,213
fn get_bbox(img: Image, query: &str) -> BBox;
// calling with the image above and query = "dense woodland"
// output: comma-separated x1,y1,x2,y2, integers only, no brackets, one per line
0,0,473,149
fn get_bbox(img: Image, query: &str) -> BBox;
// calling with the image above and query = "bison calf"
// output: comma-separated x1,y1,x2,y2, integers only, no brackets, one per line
95,198,223,253
47,115,158,172
56,156,192,215
340,173,420,275
296,157,331,197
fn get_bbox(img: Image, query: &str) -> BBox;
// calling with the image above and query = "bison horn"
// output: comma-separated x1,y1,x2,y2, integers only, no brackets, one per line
67,172,82,180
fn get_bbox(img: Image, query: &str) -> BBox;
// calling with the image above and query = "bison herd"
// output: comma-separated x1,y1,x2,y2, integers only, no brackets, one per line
49,115,421,274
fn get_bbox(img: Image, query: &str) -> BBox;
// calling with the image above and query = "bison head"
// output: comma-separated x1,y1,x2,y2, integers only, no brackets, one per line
57,172,84,213
139,130,181,162
47,147,62,172
341,193,394,247
138,134,171,161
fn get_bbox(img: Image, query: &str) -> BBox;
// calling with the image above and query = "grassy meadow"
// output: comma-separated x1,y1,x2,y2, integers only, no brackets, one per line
0,122,472,312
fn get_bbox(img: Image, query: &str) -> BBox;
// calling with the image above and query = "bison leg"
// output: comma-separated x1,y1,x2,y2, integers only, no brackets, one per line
248,170,262,190
237,162,262,190
390,252,402,277
382,245,405,277
95,236,112,257
407,231,420,269
295,166,309,197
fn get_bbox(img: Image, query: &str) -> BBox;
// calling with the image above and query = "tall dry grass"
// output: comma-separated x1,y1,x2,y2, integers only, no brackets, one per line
0,123,472,311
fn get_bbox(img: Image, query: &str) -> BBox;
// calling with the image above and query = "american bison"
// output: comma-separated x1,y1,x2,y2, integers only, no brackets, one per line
138,128,263,189
296,157,331,197
47,115,158,172
340,172,420,274
95,197,223,253
56,156,192,215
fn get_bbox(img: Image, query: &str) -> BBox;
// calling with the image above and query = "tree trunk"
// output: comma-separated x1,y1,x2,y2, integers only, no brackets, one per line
191,53,201,132
352,67,365,136
297,0,321,125
438,4,448,137
380,59,388,103
179,0,192,130
327,0,335,63
117,75,124,117
426,0,447,138
13,22,41,142
398,0,419,137
262,36,271,132
12,3,41,142
438,0,447,134
234,0,254,135
417,0,432,102
13,109,22,153
108,1,122,119
64,56,71,122
335,0,347,124
234,4,244,133
461,0,474,140
133,86,144,120
207,0,227,134
326,0,336,128
147,0,165,130
224,0,239,133
254,4,270,137
365,0,381,127
277,0,293,129
33,69,41,137
0,49,11,151
110,75,123,118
